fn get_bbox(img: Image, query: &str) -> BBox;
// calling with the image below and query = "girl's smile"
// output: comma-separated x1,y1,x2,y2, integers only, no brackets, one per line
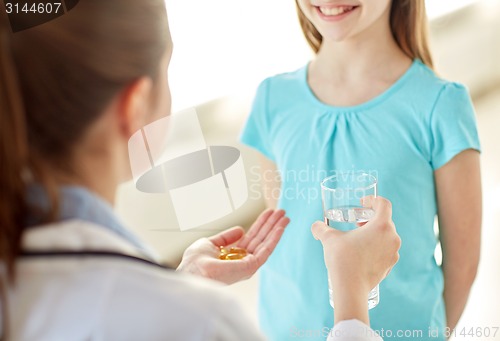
315,4,360,21
298,0,391,43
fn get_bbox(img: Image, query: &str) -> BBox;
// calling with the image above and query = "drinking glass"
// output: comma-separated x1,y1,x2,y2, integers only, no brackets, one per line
320,171,379,309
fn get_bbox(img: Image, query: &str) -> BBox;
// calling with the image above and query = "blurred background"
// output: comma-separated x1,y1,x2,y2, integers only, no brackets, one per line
116,0,500,339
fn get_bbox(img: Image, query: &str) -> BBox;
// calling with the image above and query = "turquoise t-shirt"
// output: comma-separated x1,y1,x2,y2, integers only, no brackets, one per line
240,60,480,340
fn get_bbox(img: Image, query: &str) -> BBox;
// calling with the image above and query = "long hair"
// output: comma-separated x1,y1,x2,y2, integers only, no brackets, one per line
296,0,434,68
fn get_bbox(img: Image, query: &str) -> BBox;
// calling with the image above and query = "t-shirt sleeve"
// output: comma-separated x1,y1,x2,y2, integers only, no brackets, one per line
240,78,275,161
430,82,481,170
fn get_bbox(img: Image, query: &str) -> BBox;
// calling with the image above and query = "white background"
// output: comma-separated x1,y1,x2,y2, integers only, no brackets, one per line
164,0,478,111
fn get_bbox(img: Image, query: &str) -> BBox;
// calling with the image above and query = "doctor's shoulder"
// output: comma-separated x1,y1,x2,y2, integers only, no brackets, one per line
12,221,265,341
99,259,266,341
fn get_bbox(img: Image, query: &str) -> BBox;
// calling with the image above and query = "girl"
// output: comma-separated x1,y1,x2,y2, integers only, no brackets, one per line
241,0,482,340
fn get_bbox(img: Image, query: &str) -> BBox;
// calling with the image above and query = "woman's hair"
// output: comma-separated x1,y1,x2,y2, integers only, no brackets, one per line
296,0,434,68
0,0,169,280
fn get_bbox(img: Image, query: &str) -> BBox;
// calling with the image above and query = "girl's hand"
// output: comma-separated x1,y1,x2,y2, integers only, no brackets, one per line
177,209,290,284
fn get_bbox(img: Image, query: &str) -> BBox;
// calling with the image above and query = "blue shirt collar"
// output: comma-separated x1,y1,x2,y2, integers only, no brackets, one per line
26,185,153,258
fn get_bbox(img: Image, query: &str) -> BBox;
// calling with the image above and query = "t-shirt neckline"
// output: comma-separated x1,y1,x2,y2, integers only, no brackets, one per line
301,59,420,112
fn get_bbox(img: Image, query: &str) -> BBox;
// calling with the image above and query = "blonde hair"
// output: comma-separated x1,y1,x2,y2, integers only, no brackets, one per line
296,0,434,68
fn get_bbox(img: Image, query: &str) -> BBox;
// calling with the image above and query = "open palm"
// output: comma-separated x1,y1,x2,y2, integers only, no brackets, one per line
177,209,290,284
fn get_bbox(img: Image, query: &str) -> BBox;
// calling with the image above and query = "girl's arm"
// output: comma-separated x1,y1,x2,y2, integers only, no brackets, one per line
435,149,482,332
258,155,281,209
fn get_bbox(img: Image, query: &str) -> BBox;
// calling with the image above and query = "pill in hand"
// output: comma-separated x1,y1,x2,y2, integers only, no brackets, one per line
219,246,247,260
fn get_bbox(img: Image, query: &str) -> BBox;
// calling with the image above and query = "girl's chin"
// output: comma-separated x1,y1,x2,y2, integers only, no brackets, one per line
318,31,354,43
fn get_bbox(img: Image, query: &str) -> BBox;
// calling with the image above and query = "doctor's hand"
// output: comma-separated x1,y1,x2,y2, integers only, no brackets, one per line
177,209,290,285
311,196,401,325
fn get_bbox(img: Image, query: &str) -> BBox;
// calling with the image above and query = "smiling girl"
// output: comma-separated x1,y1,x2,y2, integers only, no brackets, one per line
241,1,482,340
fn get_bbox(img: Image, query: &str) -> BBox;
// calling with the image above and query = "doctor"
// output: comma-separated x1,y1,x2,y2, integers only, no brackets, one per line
0,0,400,340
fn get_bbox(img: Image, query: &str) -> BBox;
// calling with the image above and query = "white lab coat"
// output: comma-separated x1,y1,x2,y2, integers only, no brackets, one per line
3,220,382,341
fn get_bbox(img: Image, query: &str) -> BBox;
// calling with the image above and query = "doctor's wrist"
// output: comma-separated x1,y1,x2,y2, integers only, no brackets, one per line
332,280,370,326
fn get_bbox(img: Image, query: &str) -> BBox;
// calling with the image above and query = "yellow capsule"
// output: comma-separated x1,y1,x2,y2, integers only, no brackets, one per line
218,246,247,260
224,253,246,260
228,247,247,256
219,247,228,259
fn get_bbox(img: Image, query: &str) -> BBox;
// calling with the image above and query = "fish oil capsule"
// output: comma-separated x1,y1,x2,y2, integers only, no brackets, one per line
219,246,228,260
219,246,247,260
228,247,247,255
224,253,246,260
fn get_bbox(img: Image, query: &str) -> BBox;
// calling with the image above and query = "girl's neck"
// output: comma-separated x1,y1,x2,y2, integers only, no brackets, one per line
306,18,413,107
311,16,411,82
315,42,409,81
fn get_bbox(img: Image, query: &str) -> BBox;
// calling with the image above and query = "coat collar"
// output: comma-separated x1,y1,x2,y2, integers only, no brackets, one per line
22,219,153,260
24,185,158,261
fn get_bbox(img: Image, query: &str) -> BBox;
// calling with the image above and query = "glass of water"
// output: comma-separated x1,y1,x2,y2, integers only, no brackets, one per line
320,171,379,309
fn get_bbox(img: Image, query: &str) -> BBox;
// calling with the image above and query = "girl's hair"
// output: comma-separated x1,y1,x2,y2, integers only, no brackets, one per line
296,0,434,68
0,0,168,280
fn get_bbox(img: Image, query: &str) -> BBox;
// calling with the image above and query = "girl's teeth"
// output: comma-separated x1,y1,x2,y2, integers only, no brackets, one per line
319,6,353,16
